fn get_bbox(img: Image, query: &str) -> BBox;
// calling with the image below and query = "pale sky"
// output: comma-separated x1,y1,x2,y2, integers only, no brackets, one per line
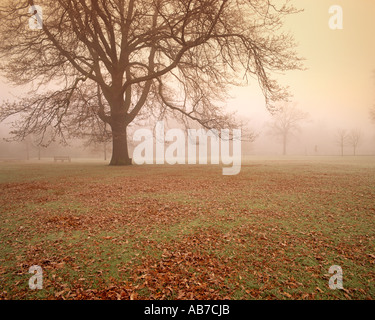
232,0,375,129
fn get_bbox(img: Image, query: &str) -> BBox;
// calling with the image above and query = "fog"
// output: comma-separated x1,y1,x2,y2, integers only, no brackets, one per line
1,0,375,160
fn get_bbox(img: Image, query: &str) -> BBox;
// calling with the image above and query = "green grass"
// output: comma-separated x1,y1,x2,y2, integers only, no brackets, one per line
0,156,374,300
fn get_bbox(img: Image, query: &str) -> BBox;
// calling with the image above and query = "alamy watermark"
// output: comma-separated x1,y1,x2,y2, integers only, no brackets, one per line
328,265,343,290
29,5,43,30
28,4,343,31
29,265,43,290
329,5,343,30
27,264,345,292
132,121,241,175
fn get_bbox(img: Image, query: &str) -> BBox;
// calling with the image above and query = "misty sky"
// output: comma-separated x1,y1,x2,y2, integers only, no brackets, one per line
1,0,375,155
231,0,375,128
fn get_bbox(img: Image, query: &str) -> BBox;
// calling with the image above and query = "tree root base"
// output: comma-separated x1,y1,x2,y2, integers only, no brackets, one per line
109,158,132,166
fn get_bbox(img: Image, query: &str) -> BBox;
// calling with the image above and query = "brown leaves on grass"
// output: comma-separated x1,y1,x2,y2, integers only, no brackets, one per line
1,163,375,300
130,232,239,300
46,215,83,229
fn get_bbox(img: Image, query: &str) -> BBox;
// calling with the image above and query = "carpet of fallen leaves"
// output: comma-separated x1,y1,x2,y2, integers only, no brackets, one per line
0,158,374,300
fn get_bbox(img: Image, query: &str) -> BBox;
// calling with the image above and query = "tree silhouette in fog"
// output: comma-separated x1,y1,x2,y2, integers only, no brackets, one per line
348,129,362,156
267,102,309,155
370,106,375,124
335,128,348,157
0,0,302,165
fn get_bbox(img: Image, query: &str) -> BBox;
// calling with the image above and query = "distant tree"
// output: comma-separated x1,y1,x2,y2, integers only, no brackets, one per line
0,0,302,166
335,129,348,156
267,102,309,155
20,134,43,160
82,122,112,160
370,106,375,124
22,126,60,160
347,129,362,156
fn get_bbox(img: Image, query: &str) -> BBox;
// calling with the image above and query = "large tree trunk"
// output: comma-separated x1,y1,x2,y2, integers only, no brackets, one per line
282,134,287,156
110,123,131,166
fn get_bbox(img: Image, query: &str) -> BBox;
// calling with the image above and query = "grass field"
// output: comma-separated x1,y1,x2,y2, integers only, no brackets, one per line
0,156,374,300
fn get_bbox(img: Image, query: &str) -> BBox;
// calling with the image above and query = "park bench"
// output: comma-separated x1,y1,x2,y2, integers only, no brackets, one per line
54,156,71,162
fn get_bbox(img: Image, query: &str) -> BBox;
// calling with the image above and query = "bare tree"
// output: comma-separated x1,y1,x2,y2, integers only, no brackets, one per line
0,0,302,165
370,106,375,124
27,135,42,160
348,129,362,156
267,102,309,155
82,121,112,160
21,127,59,160
335,129,348,157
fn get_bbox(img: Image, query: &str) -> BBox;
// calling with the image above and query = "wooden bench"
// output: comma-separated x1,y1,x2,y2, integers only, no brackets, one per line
54,156,71,162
